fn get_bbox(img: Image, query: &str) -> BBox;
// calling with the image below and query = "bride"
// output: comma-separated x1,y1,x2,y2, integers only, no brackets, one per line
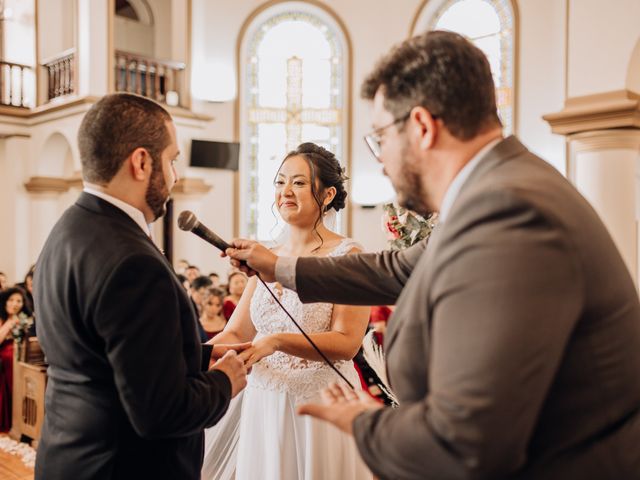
202,143,372,479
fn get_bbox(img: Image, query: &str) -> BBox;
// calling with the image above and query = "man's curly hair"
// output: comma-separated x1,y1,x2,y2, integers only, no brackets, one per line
361,30,501,140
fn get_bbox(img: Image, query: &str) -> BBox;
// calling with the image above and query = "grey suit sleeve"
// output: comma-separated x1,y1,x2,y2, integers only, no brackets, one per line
353,192,584,479
292,239,427,305
93,254,231,439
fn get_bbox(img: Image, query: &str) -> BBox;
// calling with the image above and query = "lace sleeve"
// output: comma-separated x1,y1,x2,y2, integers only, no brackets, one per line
330,238,365,257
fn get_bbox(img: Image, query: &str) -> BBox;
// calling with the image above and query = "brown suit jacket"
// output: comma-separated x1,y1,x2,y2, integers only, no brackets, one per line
295,136,640,479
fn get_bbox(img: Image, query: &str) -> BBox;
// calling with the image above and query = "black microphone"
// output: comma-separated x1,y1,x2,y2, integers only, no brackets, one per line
177,210,231,252
176,210,355,389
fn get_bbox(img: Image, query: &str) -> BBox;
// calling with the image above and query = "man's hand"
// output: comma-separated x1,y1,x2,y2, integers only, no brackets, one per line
297,382,383,435
223,239,278,283
238,335,278,369
211,350,247,398
211,342,252,361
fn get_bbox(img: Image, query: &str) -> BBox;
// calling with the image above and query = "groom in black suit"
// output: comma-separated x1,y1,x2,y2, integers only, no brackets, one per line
34,93,248,479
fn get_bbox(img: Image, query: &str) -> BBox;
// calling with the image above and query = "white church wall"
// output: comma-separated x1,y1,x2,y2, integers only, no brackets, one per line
567,0,640,97
517,0,567,174
36,0,74,63
0,136,32,284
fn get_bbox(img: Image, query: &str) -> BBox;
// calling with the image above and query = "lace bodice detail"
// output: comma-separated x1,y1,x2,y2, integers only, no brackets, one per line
248,238,362,404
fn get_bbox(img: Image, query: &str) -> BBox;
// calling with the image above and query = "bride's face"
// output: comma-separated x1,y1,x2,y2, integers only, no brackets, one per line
275,155,322,227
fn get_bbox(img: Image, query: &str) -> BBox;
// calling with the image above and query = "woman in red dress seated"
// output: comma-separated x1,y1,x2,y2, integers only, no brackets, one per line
222,271,247,320
0,287,31,432
199,288,228,340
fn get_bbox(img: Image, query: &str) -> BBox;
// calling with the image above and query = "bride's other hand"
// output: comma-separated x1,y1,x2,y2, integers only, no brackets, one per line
239,335,279,368
225,240,278,282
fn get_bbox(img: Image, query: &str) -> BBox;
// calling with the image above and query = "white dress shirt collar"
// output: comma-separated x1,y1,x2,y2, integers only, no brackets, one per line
438,138,502,223
83,186,153,237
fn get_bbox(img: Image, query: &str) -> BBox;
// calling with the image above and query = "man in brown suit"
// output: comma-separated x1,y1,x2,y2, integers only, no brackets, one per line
227,31,640,479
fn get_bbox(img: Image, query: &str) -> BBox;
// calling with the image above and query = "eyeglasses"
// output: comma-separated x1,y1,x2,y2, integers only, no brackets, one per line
363,112,411,159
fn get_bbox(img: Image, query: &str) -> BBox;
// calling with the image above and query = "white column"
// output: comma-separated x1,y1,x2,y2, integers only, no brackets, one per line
569,129,640,285
77,0,110,97
0,136,31,283
28,193,63,264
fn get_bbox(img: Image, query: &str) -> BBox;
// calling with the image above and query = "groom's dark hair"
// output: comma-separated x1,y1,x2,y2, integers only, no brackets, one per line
78,93,172,184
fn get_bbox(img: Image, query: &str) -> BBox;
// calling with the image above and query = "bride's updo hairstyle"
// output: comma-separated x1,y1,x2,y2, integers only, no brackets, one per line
277,142,348,249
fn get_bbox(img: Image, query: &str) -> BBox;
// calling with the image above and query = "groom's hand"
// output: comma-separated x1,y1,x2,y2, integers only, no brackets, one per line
211,350,247,398
211,342,252,361
224,239,278,283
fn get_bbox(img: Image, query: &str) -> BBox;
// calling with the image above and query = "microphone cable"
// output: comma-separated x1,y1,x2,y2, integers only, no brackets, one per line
254,273,355,390
177,209,355,389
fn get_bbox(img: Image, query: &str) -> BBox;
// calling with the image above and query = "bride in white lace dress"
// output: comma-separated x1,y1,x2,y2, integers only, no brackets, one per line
202,143,372,480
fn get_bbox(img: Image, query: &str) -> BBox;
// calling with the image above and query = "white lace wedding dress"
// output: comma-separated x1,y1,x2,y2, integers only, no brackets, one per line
202,239,371,480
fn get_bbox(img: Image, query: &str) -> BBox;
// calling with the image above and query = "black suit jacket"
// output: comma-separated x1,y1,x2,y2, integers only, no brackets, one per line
34,193,231,480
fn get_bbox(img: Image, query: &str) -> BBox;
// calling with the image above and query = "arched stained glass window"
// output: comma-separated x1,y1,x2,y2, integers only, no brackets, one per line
412,0,516,134
240,4,348,241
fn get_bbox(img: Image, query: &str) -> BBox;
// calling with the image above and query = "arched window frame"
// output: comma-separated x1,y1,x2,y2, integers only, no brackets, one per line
410,0,518,135
238,1,351,241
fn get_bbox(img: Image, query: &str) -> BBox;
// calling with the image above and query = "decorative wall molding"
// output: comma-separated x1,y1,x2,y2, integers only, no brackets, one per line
24,174,85,193
0,95,211,127
24,176,71,193
171,177,212,195
570,129,640,153
66,173,84,189
544,89,640,135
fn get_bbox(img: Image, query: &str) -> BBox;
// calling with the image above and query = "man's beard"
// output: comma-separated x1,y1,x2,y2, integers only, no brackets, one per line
145,159,170,221
395,143,431,217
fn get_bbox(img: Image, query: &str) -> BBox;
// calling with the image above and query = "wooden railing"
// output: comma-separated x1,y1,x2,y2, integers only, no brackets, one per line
115,50,185,106
0,60,34,108
42,48,75,101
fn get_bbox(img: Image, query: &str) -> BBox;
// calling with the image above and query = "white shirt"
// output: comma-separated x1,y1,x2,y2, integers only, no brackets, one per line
275,137,503,290
83,186,153,238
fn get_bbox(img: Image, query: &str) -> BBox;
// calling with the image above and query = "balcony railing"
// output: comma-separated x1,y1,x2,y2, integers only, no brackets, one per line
42,48,76,101
115,50,185,106
0,60,34,108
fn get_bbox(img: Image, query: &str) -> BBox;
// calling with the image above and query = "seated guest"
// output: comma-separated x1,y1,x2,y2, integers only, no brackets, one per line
222,271,247,320
16,265,35,313
190,276,213,343
185,265,201,285
0,287,31,432
190,276,213,315
369,305,392,339
175,258,190,275
199,288,227,340
177,274,190,292
208,272,220,288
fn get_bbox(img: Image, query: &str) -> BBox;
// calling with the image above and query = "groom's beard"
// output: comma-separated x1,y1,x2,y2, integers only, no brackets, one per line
146,159,170,221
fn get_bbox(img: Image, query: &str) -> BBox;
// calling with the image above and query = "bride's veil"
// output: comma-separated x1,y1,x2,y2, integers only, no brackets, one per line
201,391,243,480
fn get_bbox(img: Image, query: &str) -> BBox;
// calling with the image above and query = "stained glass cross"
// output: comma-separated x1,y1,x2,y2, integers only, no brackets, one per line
248,56,341,153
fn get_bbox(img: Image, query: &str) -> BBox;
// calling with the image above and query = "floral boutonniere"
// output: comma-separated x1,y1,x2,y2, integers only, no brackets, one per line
382,203,437,250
